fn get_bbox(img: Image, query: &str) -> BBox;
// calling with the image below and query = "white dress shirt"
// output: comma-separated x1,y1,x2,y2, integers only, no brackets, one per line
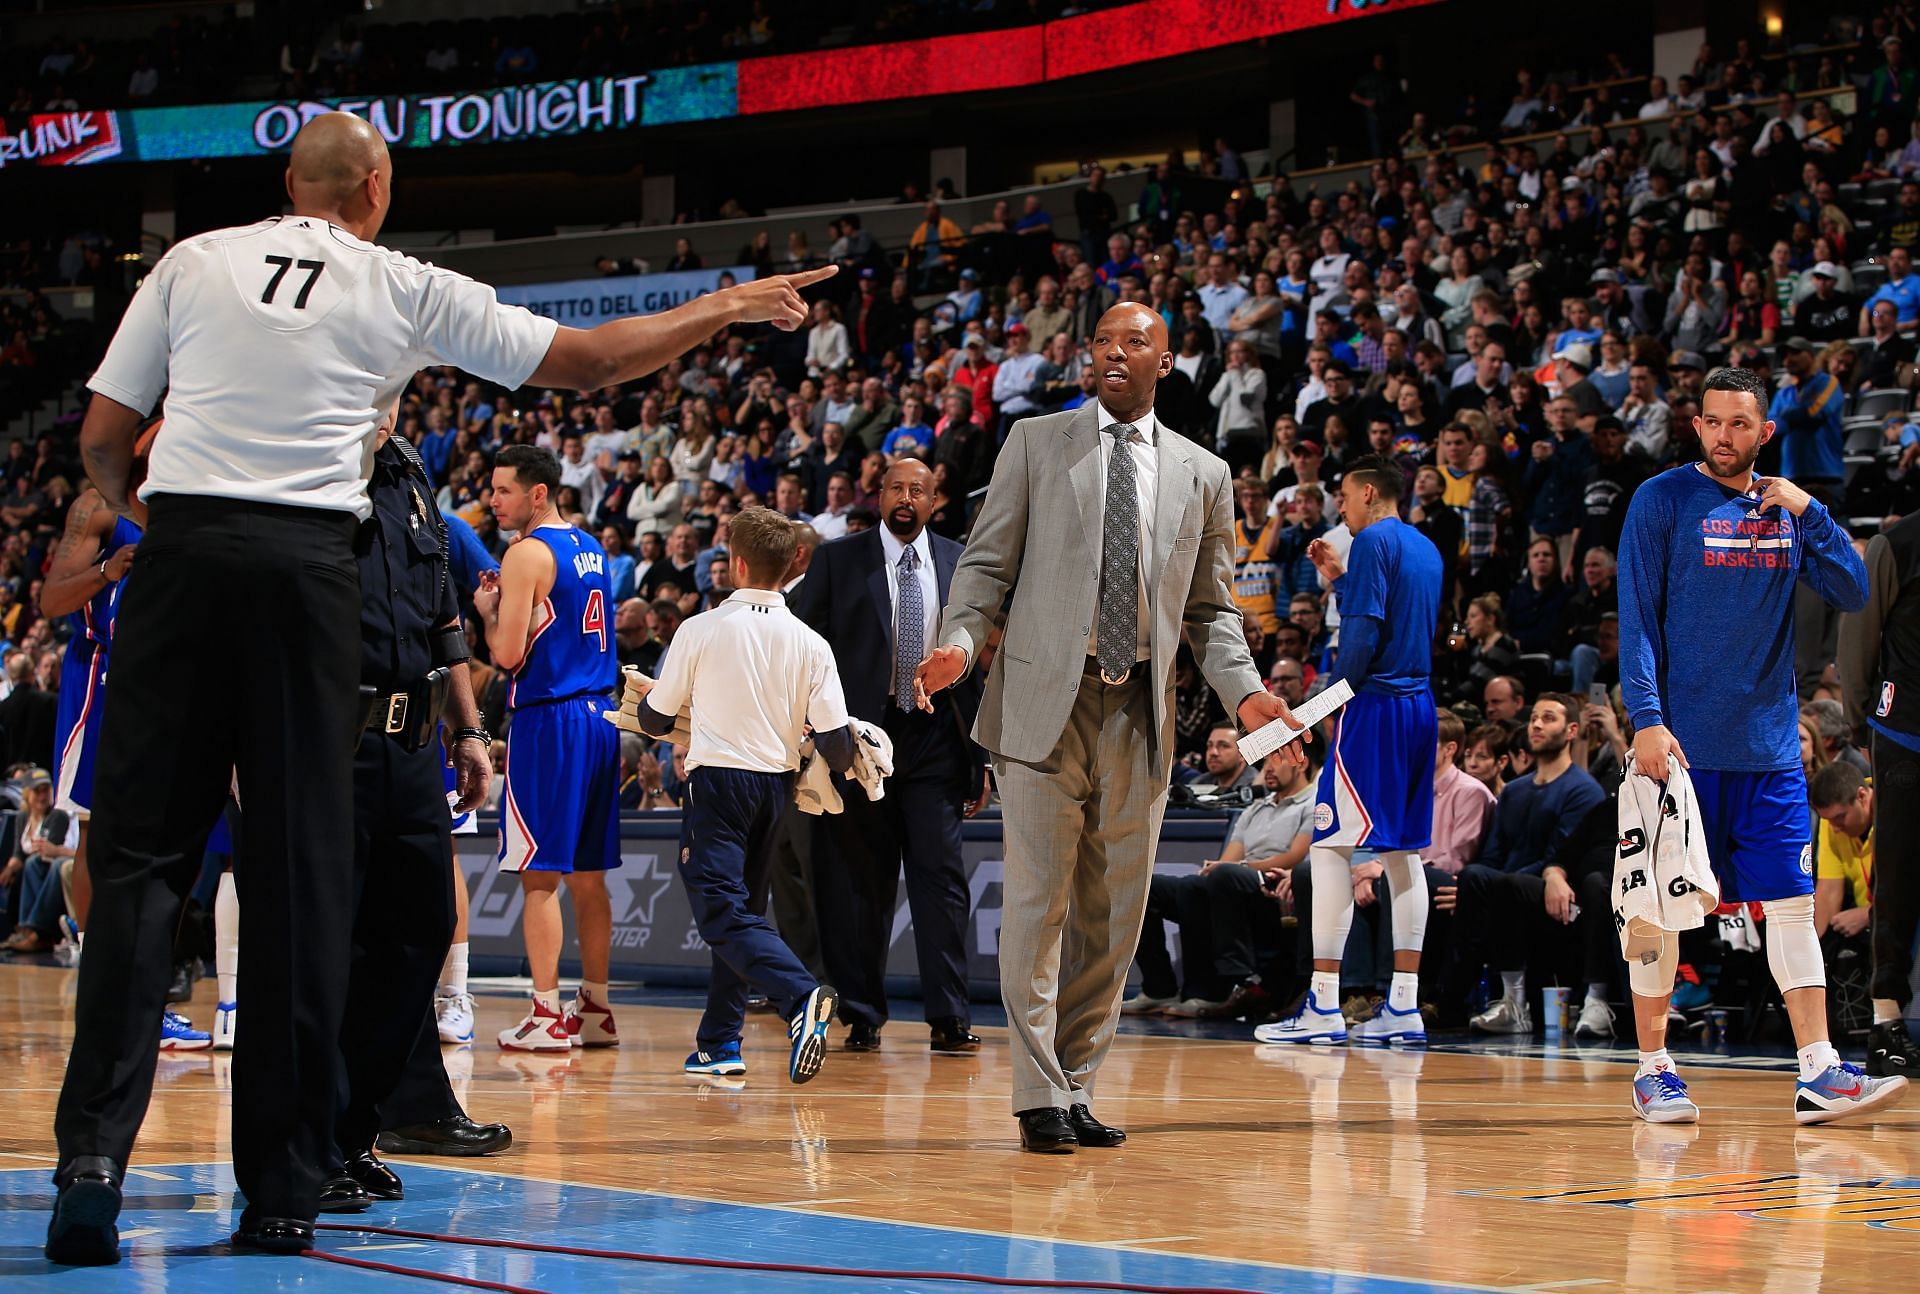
1086,404,1158,665
879,524,938,701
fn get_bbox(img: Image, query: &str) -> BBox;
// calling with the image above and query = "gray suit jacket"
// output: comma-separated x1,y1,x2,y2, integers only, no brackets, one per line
938,401,1263,766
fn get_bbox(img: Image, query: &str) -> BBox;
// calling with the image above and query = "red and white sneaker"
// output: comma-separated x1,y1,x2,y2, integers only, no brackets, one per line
565,989,620,1048
498,996,571,1052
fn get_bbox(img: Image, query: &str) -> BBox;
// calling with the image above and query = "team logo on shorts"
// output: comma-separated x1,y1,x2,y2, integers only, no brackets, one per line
1314,803,1334,831
1799,844,1814,876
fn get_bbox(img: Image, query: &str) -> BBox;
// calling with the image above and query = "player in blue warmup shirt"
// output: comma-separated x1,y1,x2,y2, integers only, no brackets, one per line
1256,454,1444,1049
1618,366,1907,1126
476,445,623,1054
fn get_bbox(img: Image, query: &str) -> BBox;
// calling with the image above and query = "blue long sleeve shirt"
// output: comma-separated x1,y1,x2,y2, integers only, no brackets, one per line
1327,516,1442,696
1475,766,1607,875
1617,465,1867,771
1766,372,1845,482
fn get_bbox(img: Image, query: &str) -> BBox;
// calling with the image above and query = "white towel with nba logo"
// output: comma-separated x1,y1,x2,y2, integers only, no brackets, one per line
1612,756,1720,959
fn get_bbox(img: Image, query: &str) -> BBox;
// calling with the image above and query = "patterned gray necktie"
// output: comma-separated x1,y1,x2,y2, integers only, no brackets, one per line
1098,423,1140,684
895,544,922,711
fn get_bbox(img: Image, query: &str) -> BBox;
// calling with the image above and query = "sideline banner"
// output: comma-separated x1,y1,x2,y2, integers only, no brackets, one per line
456,812,1229,989
495,265,753,327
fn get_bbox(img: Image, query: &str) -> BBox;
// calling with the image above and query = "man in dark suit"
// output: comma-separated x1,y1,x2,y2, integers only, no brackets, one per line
0,652,57,769
790,460,989,1053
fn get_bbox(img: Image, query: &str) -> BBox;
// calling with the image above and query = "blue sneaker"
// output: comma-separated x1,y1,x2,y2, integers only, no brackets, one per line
788,985,837,1085
685,1040,747,1076
1251,990,1348,1045
159,1010,212,1052
1671,980,1712,1012
1349,1001,1427,1048
1794,1062,1909,1125
1631,1068,1700,1123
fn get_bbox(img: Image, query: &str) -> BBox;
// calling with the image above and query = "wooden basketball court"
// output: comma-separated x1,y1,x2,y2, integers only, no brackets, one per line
3,962,1916,1293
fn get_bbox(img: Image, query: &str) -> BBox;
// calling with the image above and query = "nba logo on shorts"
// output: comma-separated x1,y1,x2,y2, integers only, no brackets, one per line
1880,682,1897,718
1799,844,1813,876
1314,802,1334,831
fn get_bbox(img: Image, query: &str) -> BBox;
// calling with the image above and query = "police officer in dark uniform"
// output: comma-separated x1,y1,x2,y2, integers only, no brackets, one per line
1839,513,1920,1080
318,416,504,1210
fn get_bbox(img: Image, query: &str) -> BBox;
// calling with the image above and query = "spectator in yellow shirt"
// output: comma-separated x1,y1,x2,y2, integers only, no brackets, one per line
1811,762,1873,943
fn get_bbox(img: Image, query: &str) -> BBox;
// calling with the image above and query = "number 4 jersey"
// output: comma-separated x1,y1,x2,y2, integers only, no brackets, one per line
87,214,557,522
509,523,618,708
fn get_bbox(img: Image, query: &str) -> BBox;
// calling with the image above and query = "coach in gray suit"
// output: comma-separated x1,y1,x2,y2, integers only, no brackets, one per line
916,303,1295,1153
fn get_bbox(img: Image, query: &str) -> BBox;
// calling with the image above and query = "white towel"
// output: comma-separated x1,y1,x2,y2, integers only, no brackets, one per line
794,736,843,816
1612,755,1720,961
850,720,894,802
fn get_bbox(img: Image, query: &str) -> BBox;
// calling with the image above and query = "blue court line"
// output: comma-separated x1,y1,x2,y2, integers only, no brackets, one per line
0,1160,1514,1293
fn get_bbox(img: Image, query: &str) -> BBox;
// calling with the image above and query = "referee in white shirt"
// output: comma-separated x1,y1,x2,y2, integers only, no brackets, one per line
49,111,834,1265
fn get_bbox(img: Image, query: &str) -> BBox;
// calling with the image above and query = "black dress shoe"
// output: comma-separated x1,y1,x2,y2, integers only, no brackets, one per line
46,1156,123,1266
344,1151,403,1201
376,1114,514,1158
844,1020,882,1051
317,1176,372,1214
1016,1107,1077,1154
929,1017,982,1053
231,1216,315,1253
1066,1104,1126,1147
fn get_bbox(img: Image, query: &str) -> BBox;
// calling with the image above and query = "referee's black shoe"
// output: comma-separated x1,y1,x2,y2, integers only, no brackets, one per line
376,1114,513,1157
45,1156,122,1266
1868,1020,1920,1078
231,1215,314,1254
343,1151,403,1200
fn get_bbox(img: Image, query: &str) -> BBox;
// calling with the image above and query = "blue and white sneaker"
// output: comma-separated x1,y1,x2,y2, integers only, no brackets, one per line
1631,1068,1700,1123
212,1002,237,1052
1794,1062,1909,1125
788,985,838,1085
685,1040,747,1076
1252,991,1348,1046
1349,1001,1427,1048
159,1010,212,1052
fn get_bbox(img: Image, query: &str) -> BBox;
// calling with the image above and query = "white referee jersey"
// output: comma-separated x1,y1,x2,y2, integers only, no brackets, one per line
88,215,558,521
644,587,851,775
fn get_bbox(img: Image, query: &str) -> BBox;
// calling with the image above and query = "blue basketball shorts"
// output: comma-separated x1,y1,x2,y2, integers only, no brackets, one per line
497,696,621,875
1312,689,1437,853
53,644,107,817
1688,766,1814,903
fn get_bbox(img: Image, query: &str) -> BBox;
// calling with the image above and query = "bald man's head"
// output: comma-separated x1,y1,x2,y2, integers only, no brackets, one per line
286,112,393,239
1091,302,1172,415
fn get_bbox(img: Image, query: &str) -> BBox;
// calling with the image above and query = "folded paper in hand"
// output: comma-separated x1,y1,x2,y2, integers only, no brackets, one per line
1236,680,1353,765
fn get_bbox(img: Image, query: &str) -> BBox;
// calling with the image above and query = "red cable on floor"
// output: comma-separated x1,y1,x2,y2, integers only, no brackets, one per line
303,1248,550,1294
313,1221,1275,1294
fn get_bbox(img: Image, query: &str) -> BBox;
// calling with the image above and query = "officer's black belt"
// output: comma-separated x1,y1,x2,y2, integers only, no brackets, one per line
360,667,451,753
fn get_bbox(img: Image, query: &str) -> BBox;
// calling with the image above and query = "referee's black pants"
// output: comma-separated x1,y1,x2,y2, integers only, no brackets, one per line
333,732,458,1164
54,497,362,1226
1870,731,1920,1011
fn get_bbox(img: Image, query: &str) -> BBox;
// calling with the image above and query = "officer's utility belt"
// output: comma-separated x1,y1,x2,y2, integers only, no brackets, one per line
360,667,451,753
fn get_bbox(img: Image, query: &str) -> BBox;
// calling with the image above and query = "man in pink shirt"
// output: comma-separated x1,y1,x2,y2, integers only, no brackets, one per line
1429,711,1496,875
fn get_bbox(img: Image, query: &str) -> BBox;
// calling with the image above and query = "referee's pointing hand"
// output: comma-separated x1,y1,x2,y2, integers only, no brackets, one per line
729,264,839,331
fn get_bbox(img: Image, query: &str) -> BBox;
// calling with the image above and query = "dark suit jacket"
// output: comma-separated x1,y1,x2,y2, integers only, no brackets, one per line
0,684,56,771
789,526,986,791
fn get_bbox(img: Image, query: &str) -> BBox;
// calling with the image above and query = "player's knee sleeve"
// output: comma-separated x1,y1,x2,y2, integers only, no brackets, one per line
1380,850,1428,953
1627,932,1677,998
1309,845,1355,962
1762,894,1825,992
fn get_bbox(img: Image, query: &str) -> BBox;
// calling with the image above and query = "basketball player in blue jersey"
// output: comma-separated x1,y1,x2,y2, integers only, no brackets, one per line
476,444,622,1052
37,424,208,1051
1617,366,1907,1125
1256,454,1444,1049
